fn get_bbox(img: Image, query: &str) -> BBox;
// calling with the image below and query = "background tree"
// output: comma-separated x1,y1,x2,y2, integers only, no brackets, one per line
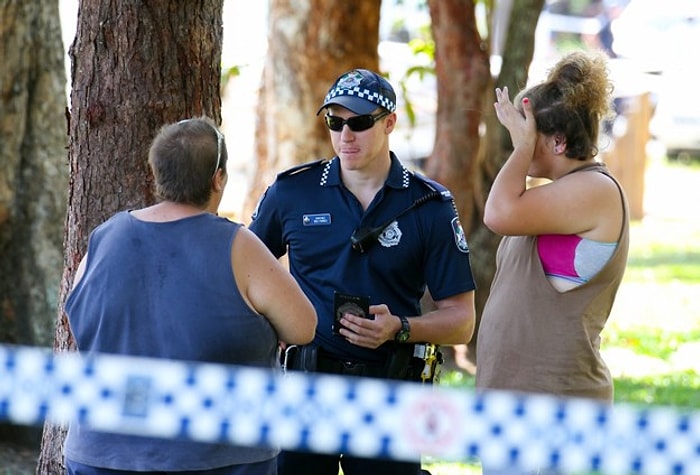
242,0,546,366
243,0,382,218
421,0,491,369
467,0,545,362
0,0,68,445
424,0,491,234
37,0,225,472
375,0,545,366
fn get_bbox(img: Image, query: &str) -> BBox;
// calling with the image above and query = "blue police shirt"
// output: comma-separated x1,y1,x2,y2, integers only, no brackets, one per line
249,154,476,363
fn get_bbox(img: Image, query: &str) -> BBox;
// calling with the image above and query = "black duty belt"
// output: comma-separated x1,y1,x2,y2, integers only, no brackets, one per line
282,344,442,383
316,353,388,378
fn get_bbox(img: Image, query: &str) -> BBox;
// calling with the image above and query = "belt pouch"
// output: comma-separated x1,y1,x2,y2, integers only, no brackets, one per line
383,344,412,380
293,344,318,372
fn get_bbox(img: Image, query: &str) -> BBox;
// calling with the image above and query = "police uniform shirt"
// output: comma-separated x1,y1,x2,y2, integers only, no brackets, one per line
249,154,476,363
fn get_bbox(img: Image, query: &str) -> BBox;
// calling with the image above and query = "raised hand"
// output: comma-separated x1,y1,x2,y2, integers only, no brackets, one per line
494,87,536,150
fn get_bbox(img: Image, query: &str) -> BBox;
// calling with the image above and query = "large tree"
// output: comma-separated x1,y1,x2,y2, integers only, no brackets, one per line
410,0,545,367
465,0,545,362
0,1,67,354
37,1,225,472
424,0,491,234
242,0,546,367
0,0,68,445
243,0,382,218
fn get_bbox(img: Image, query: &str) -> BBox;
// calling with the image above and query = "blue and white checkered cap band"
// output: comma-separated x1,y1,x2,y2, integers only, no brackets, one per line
2,344,699,474
323,86,397,113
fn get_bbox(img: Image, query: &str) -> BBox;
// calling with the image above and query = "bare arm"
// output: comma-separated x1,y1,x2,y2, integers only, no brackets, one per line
486,169,624,240
402,291,475,345
484,88,537,235
338,291,475,349
485,87,622,241
232,227,317,344
71,256,87,289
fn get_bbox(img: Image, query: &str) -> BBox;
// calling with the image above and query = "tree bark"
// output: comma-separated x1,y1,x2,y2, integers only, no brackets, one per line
243,0,381,220
420,0,545,366
37,1,224,472
421,0,491,367
469,0,546,362
244,0,546,368
424,0,491,232
0,0,68,444
0,0,67,347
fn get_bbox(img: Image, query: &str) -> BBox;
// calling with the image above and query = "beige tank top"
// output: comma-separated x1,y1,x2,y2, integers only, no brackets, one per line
475,165,629,402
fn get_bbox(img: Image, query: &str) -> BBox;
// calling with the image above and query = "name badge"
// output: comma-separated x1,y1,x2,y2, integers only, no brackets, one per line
303,213,331,226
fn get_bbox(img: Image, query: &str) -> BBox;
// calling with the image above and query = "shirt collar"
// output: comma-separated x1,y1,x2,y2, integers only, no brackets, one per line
319,152,411,189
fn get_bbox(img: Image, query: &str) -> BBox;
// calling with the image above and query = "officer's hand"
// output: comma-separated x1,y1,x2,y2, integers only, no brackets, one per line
338,304,400,349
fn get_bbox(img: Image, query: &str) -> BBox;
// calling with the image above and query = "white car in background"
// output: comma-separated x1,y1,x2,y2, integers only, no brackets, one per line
650,63,700,159
612,0,700,158
612,0,700,74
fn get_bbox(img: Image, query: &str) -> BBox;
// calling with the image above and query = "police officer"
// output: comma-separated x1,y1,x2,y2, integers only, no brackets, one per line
249,68,476,475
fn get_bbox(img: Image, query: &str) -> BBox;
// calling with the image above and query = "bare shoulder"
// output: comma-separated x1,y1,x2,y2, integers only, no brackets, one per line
557,166,621,197
235,225,264,248
232,226,274,261
572,169,625,241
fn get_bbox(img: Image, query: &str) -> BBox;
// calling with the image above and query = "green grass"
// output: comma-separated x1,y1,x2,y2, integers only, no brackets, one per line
625,249,700,283
423,157,700,473
614,372,700,409
603,325,700,361
603,325,700,409
624,217,700,284
602,157,700,411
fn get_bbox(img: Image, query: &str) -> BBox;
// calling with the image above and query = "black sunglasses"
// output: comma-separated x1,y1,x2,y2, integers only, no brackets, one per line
324,111,390,132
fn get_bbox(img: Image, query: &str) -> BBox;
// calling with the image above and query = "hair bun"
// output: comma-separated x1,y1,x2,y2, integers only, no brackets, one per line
547,51,614,122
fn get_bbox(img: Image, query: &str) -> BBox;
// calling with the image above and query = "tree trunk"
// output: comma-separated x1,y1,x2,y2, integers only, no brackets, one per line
0,0,67,349
37,1,224,472
243,0,381,220
0,0,68,445
421,0,545,366
424,0,491,232
422,0,491,367
469,0,546,362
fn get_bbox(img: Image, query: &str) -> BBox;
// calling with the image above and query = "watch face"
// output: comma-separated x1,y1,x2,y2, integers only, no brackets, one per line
395,316,410,343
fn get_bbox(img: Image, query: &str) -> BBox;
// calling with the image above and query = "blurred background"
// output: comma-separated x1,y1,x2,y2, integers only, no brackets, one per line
0,1,690,473
54,0,699,389
56,0,700,217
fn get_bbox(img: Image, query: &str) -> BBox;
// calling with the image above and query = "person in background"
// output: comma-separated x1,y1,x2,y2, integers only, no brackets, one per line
583,0,627,58
476,51,630,474
249,68,476,475
63,117,317,475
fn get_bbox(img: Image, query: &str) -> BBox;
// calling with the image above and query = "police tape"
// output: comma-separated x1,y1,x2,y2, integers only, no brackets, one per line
1,344,698,474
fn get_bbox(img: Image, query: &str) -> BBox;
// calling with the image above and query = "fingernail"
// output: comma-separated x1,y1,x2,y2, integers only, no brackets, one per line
523,98,529,104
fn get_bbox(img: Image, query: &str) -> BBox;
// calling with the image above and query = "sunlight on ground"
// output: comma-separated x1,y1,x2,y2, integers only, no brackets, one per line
428,155,700,473
603,155,700,378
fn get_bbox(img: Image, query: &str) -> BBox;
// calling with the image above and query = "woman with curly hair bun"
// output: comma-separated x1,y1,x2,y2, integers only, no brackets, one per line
476,51,630,474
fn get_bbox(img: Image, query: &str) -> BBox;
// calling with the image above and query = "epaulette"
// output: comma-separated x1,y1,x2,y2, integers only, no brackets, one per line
277,159,328,179
411,170,453,202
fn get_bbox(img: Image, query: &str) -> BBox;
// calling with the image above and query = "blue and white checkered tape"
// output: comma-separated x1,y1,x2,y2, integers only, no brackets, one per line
1,344,699,474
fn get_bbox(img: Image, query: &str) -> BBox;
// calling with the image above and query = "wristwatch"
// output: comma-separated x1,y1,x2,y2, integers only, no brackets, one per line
394,315,411,343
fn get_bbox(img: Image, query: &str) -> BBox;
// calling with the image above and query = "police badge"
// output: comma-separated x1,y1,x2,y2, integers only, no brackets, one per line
451,217,469,253
378,221,402,248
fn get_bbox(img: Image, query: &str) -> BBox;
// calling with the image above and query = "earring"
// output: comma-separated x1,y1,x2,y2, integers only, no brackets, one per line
554,135,566,154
